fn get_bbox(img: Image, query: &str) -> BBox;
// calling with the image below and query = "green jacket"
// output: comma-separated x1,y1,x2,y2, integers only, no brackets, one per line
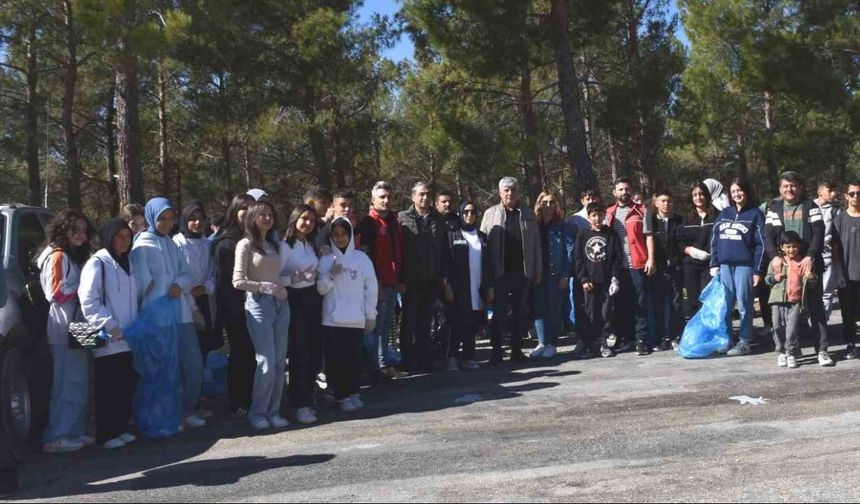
765,259,815,306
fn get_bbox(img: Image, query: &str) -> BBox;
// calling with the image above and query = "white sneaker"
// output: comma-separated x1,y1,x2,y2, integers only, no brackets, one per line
818,351,835,367
77,435,96,448
787,355,798,369
447,357,459,372
778,353,788,368
295,408,317,425
120,433,137,444
339,398,357,413
350,394,364,409
543,345,557,358
529,345,546,359
250,417,271,430
103,437,126,450
42,438,84,454
462,360,480,370
184,415,206,428
727,341,751,357
268,415,290,428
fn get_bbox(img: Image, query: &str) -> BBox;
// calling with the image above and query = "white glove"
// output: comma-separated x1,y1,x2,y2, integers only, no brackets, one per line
609,278,620,297
710,267,719,278
364,318,377,335
689,247,711,262
330,262,344,276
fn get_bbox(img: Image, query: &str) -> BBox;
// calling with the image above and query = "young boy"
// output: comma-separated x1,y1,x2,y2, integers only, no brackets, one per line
575,203,624,357
648,190,685,350
766,231,824,369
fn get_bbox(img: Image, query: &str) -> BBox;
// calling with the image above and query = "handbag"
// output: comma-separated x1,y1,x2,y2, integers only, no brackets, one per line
68,258,107,350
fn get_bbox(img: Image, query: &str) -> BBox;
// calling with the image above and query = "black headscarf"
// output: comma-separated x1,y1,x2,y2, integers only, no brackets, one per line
180,201,207,239
99,218,132,274
459,200,479,232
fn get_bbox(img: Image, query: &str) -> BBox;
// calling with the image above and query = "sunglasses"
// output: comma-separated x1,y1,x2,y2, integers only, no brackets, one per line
848,192,860,199
462,209,477,215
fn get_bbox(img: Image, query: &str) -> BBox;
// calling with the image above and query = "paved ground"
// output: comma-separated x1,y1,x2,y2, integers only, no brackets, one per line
9,313,860,503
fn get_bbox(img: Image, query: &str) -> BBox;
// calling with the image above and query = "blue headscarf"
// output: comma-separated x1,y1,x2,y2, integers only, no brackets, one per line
144,197,176,237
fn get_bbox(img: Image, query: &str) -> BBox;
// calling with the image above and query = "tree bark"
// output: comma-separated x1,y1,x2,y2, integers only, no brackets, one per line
518,67,543,203
242,137,252,189
115,59,144,206
157,62,170,198
25,27,41,206
763,90,777,189
62,0,81,209
549,0,596,192
305,86,331,188
106,86,119,216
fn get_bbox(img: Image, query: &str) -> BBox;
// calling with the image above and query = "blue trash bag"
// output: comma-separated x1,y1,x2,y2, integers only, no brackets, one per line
568,278,576,326
678,276,731,359
202,351,228,398
123,296,183,438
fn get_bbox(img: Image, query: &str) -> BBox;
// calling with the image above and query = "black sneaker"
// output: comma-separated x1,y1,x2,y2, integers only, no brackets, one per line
847,345,857,360
600,345,615,358
509,350,528,362
636,343,650,356
659,340,673,352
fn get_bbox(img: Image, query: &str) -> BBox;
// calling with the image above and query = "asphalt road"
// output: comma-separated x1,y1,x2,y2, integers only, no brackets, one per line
10,314,860,503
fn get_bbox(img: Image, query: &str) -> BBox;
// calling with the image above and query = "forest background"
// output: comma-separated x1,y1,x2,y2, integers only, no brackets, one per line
1,0,858,219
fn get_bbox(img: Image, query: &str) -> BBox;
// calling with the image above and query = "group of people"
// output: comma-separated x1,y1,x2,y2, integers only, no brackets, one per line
34,170,860,454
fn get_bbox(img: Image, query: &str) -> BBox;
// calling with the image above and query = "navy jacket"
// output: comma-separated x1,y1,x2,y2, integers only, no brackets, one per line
710,205,767,274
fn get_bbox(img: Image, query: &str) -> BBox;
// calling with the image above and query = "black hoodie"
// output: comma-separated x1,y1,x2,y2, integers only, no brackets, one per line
574,225,624,286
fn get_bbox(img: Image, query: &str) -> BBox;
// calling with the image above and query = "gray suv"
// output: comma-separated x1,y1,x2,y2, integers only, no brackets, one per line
0,204,54,468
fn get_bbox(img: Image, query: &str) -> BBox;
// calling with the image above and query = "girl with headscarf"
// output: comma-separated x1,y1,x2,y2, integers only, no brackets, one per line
79,218,139,449
174,201,219,355
131,197,206,430
441,201,492,371
37,210,94,453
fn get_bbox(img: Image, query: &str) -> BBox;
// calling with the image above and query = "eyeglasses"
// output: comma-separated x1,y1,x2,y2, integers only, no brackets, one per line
848,192,860,199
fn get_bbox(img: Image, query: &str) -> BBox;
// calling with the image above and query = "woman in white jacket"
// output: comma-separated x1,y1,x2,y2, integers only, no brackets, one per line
317,218,378,413
174,201,218,355
79,218,139,449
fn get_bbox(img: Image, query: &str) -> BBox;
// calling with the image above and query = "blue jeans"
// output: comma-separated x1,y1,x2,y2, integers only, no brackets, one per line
720,264,754,344
44,344,88,443
178,323,204,418
534,276,565,347
245,293,291,422
365,286,397,369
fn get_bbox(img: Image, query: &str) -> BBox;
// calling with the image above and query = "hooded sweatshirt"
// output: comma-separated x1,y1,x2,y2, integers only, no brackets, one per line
317,218,378,329
174,202,216,296
79,218,137,358
131,198,193,323
704,179,731,212
710,204,767,274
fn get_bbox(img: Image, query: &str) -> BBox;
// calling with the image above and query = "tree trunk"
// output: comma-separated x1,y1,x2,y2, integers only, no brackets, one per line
157,62,170,198
518,67,543,203
25,28,41,207
763,90,777,190
106,86,119,216
735,129,749,179
242,137,252,189
115,58,144,206
220,136,232,189
549,0,596,192
624,0,652,193
305,87,331,188
62,0,81,209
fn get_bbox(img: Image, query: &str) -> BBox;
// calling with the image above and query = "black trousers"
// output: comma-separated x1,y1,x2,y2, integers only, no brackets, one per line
288,286,323,409
758,283,773,327
225,313,255,412
652,268,685,343
432,299,450,358
683,266,711,319
839,280,860,346
490,272,531,355
94,352,137,444
400,280,440,371
325,327,363,400
448,307,483,360
582,286,614,347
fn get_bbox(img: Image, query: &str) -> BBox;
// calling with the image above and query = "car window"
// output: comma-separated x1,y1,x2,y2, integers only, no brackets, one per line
18,213,46,276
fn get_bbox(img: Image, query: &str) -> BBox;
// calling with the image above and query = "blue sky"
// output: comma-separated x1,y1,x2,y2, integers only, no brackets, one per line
357,0,689,63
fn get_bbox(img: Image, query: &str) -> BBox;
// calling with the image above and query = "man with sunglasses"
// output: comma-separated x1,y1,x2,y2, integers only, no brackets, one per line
832,181,860,359
763,171,832,366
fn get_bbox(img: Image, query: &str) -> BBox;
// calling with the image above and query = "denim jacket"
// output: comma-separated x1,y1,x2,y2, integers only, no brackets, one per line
543,221,575,278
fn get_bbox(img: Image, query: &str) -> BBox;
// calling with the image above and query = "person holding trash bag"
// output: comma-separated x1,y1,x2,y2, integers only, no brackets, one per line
232,200,291,431
132,197,206,430
79,218,139,449
680,183,717,320
709,177,767,357
317,217,378,413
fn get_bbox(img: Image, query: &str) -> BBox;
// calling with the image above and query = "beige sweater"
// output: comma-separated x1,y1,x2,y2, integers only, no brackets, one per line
232,238,284,293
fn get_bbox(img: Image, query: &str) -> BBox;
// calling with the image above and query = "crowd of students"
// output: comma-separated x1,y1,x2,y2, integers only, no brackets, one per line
34,170,860,453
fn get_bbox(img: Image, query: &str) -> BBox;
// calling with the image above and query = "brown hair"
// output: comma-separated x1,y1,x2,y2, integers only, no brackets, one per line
534,190,563,223
243,201,279,254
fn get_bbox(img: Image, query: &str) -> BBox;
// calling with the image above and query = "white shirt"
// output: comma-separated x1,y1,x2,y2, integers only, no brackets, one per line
281,239,319,289
462,229,483,311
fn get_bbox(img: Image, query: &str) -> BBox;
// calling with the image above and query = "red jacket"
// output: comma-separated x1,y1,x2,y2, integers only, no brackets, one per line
606,203,648,270
358,208,405,286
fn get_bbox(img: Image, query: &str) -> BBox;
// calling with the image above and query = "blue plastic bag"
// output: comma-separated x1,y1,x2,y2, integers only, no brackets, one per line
123,296,183,438
678,276,730,359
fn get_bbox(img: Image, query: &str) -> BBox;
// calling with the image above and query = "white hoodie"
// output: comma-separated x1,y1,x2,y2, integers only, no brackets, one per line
79,249,138,358
317,218,378,329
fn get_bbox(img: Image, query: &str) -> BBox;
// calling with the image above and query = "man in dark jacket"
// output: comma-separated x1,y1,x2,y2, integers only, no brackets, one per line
398,181,448,372
763,171,832,366
649,190,685,350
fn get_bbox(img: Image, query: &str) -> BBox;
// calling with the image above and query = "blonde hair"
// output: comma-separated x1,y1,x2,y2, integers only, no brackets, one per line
534,190,563,223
